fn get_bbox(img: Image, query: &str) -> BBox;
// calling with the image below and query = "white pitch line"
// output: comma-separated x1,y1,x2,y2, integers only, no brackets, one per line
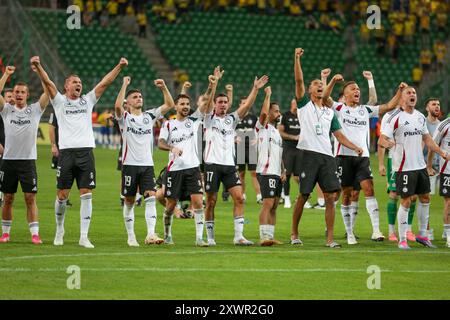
1,249,450,262
0,267,450,273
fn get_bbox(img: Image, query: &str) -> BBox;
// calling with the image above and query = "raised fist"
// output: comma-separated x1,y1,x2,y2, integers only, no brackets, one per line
119,58,129,67
295,48,304,58
123,76,131,86
154,79,166,88
362,71,373,80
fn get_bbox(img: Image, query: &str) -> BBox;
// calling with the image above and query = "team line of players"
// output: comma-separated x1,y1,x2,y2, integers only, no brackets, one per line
0,49,449,249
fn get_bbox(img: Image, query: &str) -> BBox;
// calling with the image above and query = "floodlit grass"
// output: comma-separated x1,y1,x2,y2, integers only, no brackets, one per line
0,146,449,299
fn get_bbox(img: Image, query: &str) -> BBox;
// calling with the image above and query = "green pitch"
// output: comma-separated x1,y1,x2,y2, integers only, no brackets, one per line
0,146,449,300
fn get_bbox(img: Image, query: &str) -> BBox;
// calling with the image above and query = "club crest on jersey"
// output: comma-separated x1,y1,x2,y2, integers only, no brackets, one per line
185,121,192,128
143,118,150,125
301,172,306,178
25,107,32,114
206,184,210,191
248,119,253,125
358,109,365,116
443,188,448,194
80,97,87,105
166,190,171,196
225,118,232,125
402,187,408,193
289,118,293,122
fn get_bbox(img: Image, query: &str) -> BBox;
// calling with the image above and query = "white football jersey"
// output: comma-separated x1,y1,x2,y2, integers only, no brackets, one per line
50,90,97,149
256,120,283,176
159,109,204,171
204,111,240,166
381,108,428,172
118,107,161,166
380,109,400,159
1,103,43,160
333,104,379,157
296,96,342,157
432,118,450,175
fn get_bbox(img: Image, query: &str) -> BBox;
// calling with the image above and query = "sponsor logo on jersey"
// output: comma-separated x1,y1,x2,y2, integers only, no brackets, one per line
343,117,367,126
403,128,423,137
212,126,234,136
65,108,87,115
126,127,153,135
10,119,31,125
172,132,194,144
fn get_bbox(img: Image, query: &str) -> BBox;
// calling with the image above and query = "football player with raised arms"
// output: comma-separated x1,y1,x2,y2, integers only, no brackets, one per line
32,55,128,248
158,67,222,246
203,74,269,246
323,74,404,244
256,86,286,246
115,76,175,247
0,64,49,244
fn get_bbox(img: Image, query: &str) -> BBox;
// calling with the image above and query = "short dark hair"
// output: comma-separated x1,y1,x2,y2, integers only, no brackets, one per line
175,94,191,104
425,97,440,107
125,89,142,99
4,88,13,94
214,93,228,103
270,102,279,109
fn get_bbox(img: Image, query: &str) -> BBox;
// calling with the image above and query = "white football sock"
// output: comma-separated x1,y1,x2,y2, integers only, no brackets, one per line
366,197,381,233
350,201,358,230
55,198,67,234
234,216,244,239
445,224,450,242
341,205,352,235
2,220,11,234
389,224,396,234
163,210,173,238
80,193,93,239
268,224,275,239
144,196,157,237
417,202,430,237
29,222,39,236
397,205,409,242
206,221,215,241
123,203,135,237
194,209,205,240
318,197,325,206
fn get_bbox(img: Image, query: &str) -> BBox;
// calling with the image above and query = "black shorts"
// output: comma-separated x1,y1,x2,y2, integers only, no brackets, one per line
257,174,282,199
237,146,257,172
164,167,203,200
0,160,38,194
396,169,430,198
439,173,450,197
204,164,242,193
57,148,96,190
122,165,156,197
282,146,302,176
336,156,373,188
298,150,341,195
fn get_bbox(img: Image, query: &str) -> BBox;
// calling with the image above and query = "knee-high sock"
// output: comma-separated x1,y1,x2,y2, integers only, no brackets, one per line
194,209,205,240
55,198,67,234
144,196,157,237
397,205,409,242
416,202,430,237
341,205,352,235
234,216,245,239
366,197,381,233
80,193,93,239
387,198,397,234
123,203,135,237
407,200,416,231
349,201,358,231
163,209,173,238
